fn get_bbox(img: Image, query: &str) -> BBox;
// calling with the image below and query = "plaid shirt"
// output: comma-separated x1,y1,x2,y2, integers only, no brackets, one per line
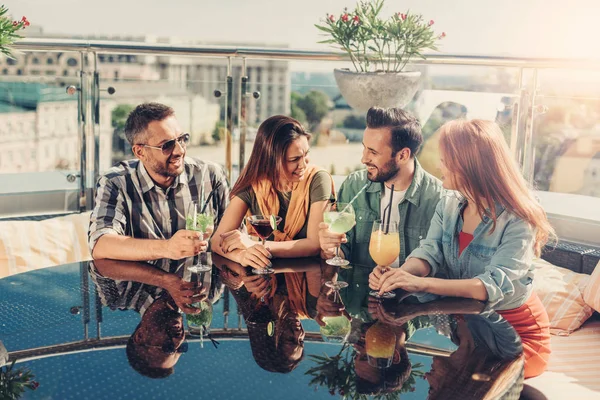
88,157,230,253
89,257,223,316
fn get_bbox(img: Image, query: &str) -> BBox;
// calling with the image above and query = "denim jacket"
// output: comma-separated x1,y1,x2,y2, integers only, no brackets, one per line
408,193,535,311
338,158,444,269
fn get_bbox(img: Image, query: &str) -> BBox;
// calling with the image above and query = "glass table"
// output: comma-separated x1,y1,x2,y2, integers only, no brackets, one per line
0,255,524,399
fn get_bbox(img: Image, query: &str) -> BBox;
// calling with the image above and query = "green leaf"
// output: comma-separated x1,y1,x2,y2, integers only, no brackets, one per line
314,24,333,33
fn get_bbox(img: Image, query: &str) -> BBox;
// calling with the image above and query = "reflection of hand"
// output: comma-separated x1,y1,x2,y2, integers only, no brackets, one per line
165,230,204,259
378,268,426,294
220,266,244,290
242,274,271,300
318,222,347,259
239,244,272,269
368,265,388,290
315,286,351,326
368,297,414,327
161,274,207,314
219,230,252,253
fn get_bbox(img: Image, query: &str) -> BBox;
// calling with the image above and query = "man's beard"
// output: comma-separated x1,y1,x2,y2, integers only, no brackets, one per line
151,154,184,178
366,159,400,183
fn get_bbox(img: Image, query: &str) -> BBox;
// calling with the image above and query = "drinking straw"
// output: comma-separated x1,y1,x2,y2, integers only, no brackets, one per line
340,183,370,214
201,181,222,214
192,205,197,228
385,184,394,234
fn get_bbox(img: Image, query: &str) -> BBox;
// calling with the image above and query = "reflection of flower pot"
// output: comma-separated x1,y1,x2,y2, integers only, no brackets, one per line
334,68,422,112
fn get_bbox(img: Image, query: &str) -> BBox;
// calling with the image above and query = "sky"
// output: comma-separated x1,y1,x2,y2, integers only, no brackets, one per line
5,0,600,70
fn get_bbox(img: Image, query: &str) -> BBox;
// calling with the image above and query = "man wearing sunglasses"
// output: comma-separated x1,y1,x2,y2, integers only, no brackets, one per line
89,102,229,261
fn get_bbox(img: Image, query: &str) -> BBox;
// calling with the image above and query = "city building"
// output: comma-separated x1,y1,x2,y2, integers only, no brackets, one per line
0,31,291,125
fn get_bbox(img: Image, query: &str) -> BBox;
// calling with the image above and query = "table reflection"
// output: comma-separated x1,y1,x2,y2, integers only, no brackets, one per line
0,255,525,399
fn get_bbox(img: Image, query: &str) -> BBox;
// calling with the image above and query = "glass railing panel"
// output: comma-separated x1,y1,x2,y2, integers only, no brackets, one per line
239,60,521,185
0,50,83,218
533,69,600,225
98,54,229,177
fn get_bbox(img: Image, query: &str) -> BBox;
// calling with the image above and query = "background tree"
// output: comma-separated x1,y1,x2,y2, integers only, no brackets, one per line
291,92,308,126
292,90,331,131
342,114,366,129
111,104,135,164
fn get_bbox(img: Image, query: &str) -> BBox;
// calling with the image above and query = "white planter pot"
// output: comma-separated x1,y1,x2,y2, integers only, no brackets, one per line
333,68,422,112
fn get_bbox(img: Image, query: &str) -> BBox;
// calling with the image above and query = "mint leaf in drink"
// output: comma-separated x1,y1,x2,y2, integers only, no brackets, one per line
186,301,213,326
197,213,213,233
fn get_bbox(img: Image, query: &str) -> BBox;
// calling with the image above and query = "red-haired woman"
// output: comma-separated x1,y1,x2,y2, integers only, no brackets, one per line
370,119,553,378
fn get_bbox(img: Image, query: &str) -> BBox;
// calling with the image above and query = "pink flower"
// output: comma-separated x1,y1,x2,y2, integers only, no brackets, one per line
32,381,40,390
328,14,335,22
341,13,349,22
401,13,407,21
353,15,360,23
428,19,435,26
12,21,18,26
439,32,446,39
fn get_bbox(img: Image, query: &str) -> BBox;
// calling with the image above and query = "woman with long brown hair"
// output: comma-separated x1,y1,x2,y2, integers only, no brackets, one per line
212,115,334,271
369,119,553,378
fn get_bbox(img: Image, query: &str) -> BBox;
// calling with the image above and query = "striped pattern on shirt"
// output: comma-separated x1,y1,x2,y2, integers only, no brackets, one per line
88,157,230,252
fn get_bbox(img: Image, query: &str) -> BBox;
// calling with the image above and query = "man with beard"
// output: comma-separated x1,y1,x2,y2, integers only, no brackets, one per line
89,102,229,261
90,258,216,378
318,107,443,269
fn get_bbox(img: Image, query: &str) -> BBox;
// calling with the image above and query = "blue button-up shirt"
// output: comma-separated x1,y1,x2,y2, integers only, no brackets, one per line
408,193,535,311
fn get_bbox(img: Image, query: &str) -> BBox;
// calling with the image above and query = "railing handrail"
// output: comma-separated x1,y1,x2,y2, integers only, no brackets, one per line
13,38,600,69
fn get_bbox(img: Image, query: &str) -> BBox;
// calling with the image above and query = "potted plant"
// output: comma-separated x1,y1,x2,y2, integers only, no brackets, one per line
0,6,29,58
315,0,445,111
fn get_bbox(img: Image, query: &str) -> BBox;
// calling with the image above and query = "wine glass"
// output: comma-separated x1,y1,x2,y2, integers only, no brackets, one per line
323,202,355,266
368,220,400,299
247,214,282,275
186,202,215,273
185,299,213,347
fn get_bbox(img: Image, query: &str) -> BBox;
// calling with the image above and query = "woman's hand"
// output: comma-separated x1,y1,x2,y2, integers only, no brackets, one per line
368,265,389,290
219,230,253,254
239,244,272,270
378,268,427,295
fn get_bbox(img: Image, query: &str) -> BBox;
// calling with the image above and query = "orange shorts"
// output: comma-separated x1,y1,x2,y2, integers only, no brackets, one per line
497,292,551,378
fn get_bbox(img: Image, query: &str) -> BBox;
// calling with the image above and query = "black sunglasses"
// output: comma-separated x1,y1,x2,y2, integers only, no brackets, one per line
141,133,190,155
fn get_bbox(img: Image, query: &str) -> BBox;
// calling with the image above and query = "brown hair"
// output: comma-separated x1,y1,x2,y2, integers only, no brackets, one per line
124,102,175,145
366,106,423,156
126,325,174,379
438,119,554,256
230,115,311,197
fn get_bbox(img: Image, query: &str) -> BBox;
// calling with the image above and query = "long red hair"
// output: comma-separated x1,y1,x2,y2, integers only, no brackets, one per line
438,119,554,256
